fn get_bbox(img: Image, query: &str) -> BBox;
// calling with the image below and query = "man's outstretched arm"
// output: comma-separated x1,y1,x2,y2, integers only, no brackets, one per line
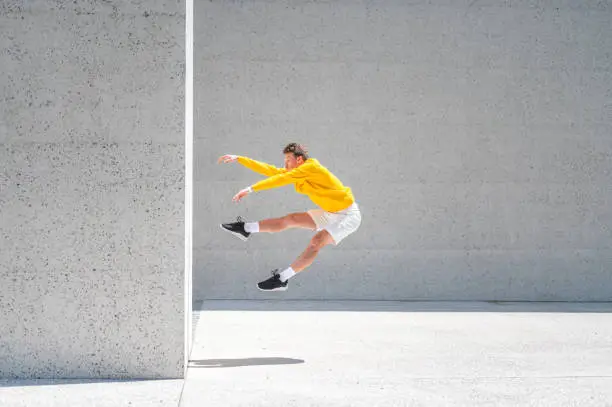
218,154,286,177
250,163,312,191
231,163,315,202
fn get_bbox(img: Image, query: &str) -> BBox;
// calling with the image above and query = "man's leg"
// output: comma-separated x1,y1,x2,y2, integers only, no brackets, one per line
290,230,335,272
257,230,335,291
248,212,316,233
222,212,315,240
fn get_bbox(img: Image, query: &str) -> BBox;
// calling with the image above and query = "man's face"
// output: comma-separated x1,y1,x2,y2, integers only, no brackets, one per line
284,153,304,170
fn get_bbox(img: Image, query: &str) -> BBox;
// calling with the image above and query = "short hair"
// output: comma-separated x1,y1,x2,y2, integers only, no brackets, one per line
283,142,309,160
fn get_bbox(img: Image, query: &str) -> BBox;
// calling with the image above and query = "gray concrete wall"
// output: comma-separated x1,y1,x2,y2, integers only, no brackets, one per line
0,1,185,378
194,0,612,301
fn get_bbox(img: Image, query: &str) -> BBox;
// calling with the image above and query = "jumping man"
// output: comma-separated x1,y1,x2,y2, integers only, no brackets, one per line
218,143,362,292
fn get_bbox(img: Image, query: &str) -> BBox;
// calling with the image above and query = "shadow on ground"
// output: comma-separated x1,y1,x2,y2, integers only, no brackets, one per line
189,358,304,368
194,300,612,313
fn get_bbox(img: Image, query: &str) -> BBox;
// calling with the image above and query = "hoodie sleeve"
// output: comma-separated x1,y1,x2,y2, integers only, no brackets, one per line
237,156,287,177
250,162,315,192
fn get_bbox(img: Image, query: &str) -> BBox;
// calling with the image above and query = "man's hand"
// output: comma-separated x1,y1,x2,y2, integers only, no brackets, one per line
218,154,238,164
232,187,252,203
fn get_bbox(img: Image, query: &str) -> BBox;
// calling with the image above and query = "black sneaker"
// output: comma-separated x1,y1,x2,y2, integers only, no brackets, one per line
257,269,288,292
220,216,251,241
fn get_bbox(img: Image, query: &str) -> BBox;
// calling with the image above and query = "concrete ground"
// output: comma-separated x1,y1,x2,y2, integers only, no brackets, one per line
2,300,612,406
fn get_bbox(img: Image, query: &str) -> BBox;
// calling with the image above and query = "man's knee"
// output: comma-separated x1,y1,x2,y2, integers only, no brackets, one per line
283,213,301,227
285,212,312,229
308,232,331,251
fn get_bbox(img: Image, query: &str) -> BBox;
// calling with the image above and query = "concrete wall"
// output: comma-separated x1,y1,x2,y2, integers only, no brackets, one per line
194,0,612,301
0,1,185,378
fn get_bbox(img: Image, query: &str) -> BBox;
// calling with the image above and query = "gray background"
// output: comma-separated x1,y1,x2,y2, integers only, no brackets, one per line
0,0,185,378
195,0,612,301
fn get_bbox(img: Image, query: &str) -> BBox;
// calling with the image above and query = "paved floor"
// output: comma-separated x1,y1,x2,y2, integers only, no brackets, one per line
182,300,612,407
2,301,612,406
0,378,184,407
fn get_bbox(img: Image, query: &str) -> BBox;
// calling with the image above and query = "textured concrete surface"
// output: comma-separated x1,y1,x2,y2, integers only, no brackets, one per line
0,1,186,378
194,0,612,300
0,307,203,406
182,300,612,407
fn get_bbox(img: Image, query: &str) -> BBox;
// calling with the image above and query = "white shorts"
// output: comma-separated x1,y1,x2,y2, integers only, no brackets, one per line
307,203,362,245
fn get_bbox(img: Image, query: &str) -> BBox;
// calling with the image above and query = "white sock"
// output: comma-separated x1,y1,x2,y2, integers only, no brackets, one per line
279,267,296,282
244,222,259,233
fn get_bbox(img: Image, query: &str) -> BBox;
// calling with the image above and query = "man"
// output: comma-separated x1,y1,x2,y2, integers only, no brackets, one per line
218,143,362,292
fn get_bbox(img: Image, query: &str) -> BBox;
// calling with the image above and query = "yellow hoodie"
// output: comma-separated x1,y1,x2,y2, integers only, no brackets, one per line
237,156,355,213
